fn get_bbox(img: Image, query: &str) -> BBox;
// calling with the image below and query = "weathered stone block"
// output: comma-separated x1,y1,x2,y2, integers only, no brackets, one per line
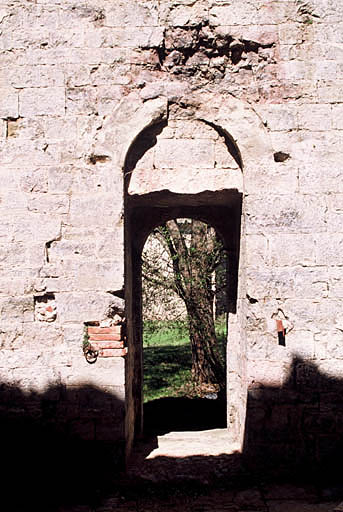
278,23,306,45
105,1,158,27
48,240,96,263
173,120,219,140
19,87,65,117
298,104,333,131
256,104,298,132
245,234,268,268
313,60,341,80
6,117,41,141
68,195,123,228
283,298,342,332
27,194,69,215
0,243,27,267
214,140,239,168
317,80,343,103
278,60,309,81
66,85,122,116
245,161,298,196
209,4,258,26
328,268,343,298
332,104,343,130
0,324,24,350
29,216,62,243
315,234,343,266
0,87,18,117
247,359,290,388
245,194,327,234
326,194,343,233
283,330,315,360
65,354,125,388
299,162,343,194
96,231,124,260
23,323,63,348
0,119,6,140
10,65,64,89
55,292,124,323
268,233,316,267
0,295,34,322
154,139,214,168
162,2,208,27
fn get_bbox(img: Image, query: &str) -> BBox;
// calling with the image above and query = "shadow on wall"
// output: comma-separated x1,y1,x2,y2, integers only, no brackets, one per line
243,355,343,483
2,356,343,509
134,356,343,492
0,383,125,511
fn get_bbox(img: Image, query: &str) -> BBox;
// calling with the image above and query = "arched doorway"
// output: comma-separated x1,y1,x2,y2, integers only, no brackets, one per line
124,111,243,459
91,90,274,460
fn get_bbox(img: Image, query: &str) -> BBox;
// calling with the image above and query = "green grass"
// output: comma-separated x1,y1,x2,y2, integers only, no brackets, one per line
143,320,192,402
143,319,189,348
143,319,227,402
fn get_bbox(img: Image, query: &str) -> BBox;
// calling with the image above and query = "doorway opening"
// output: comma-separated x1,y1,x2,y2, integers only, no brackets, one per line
124,192,242,458
91,92,274,462
142,217,229,434
121,100,246,459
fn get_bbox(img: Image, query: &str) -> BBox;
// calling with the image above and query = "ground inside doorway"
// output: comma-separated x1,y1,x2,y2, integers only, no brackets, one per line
126,428,241,483
57,428,343,511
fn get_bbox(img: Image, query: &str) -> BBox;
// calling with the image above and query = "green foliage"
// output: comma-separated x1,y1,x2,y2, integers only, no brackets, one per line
214,315,227,364
142,218,228,387
143,319,188,347
142,218,228,321
83,326,90,351
143,320,226,402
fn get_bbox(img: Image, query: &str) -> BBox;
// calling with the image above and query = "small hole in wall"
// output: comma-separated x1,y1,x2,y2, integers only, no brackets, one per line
45,241,52,263
274,151,290,162
276,319,286,346
246,294,258,304
34,293,56,322
278,329,286,346
88,154,111,164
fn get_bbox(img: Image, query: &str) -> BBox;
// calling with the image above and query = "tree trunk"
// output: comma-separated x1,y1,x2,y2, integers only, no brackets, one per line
142,218,227,390
185,289,225,389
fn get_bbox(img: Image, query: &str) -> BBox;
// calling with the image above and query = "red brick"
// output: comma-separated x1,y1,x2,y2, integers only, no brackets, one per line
276,320,285,333
90,341,124,350
98,348,128,358
88,333,122,341
87,326,122,335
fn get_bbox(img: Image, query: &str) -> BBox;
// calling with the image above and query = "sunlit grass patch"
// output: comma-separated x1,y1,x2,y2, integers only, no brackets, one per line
143,319,226,402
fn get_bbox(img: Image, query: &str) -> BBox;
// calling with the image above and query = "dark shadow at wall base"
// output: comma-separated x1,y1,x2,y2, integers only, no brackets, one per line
0,383,125,511
3,355,343,509
243,356,343,490
128,356,343,500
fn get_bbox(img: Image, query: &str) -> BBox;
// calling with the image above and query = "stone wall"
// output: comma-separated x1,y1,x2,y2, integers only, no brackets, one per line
1,0,343,471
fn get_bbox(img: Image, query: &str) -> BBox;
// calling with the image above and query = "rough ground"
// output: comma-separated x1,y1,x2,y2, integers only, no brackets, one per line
59,428,343,512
